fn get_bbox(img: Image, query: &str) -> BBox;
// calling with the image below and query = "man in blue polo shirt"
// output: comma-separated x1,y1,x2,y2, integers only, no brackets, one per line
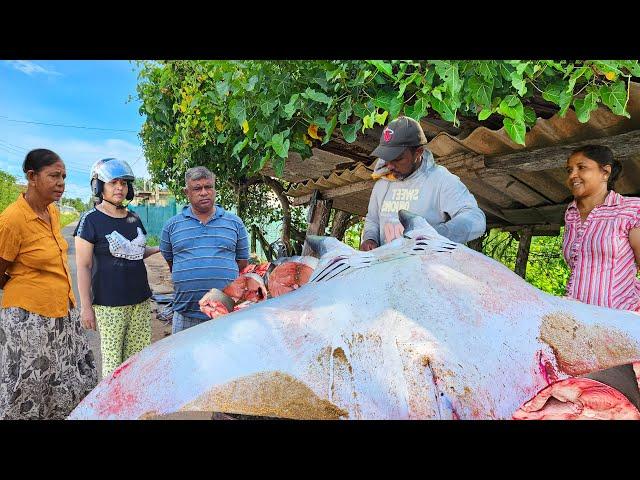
160,166,249,333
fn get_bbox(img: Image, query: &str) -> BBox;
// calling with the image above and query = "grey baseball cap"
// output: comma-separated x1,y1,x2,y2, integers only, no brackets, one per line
371,116,429,162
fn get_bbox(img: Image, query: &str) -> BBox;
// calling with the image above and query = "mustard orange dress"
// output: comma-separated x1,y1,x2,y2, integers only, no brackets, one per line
0,194,97,419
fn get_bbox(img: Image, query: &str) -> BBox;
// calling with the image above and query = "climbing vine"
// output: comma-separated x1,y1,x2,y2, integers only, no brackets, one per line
137,60,640,188
135,60,639,253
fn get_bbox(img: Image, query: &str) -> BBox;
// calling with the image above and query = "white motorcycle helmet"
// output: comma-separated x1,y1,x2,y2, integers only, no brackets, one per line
90,158,135,201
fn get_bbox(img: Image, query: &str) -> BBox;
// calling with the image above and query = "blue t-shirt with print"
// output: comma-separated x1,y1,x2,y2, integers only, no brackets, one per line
74,208,152,307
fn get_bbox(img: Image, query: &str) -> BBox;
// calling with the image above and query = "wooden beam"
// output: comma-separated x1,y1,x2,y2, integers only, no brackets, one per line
484,129,640,172
332,197,368,217
501,203,569,226
477,173,552,207
514,227,533,279
509,171,571,203
463,178,517,208
290,180,375,206
302,190,333,257
487,222,563,236
475,198,511,224
437,152,485,177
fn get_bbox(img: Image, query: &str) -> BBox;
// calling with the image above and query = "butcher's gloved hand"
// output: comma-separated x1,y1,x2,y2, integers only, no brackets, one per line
360,239,378,251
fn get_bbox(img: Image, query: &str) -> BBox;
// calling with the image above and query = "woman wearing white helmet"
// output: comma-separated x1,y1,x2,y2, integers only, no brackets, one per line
74,158,160,379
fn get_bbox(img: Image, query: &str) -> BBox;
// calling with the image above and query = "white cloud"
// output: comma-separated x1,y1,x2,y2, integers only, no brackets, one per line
6,60,62,77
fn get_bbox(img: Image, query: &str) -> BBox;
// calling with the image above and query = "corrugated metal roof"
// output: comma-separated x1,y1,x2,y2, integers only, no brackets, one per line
426,82,640,157
287,162,373,197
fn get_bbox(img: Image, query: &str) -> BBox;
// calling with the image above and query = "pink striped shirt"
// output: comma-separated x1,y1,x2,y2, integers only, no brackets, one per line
563,191,640,311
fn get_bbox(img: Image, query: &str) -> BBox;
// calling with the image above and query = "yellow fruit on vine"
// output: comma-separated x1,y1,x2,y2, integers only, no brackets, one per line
242,120,249,134
308,124,322,140
303,134,313,147
605,71,617,81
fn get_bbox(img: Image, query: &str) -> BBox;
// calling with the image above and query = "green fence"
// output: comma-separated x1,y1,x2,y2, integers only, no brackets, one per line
129,198,184,238
129,199,283,258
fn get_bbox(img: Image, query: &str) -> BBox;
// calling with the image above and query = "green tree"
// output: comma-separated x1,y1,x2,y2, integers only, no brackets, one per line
482,229,570,296
62,197,91,213
0,170,21,213
137,60,639,174
136,60,639,256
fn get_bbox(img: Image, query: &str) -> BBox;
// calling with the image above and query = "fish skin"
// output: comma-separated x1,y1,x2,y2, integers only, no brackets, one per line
69,211,640,420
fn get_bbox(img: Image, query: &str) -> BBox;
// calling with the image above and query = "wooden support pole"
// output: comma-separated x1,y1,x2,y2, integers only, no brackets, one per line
514,227,533,279
330,209,354,241
466,236,484,252
250,225,257,255
253,225,275,262
302,190,333,257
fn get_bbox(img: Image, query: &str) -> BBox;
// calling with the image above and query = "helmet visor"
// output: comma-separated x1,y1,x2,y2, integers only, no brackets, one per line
91,158,135,183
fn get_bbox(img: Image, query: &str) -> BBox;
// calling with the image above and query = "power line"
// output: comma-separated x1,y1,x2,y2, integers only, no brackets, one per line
130,153,144,166
0,140,24,155
0,115,139,134
0,140,32,153
0,144,21,157
0,140,27,150
0,152,90,176
0,143,91,173
0,138,149,182
0,139,143,175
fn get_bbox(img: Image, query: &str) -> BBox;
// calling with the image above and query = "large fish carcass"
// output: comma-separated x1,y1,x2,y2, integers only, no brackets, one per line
69,211,640,419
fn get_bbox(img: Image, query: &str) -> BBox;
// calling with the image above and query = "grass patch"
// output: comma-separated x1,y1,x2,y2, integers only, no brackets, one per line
146,234,160,246
60,212,80,228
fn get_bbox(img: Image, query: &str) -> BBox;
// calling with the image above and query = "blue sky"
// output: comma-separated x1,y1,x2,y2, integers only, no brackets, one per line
0,60,149,200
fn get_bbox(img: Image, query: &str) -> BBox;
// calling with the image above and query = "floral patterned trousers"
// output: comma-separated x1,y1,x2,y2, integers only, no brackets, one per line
0,307,98,420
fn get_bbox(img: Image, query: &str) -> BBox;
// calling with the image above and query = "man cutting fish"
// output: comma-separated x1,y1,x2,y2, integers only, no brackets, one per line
360,116,486,251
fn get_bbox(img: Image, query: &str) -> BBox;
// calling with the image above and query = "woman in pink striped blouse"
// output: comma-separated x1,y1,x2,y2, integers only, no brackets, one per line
563,145,640,310
563,144,640,410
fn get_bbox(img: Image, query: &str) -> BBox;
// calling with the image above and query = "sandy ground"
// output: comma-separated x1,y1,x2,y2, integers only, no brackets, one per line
145,254,175,344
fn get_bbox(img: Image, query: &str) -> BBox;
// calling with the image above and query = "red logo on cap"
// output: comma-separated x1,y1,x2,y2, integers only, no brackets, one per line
383,127,394,143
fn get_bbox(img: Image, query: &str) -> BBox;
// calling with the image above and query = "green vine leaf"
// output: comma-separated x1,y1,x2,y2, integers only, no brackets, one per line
340,122,359,143
503,117,526,145
271,133,290,159
600,81,630,117
468,76,493,109
368,60,394,78
301,87,333,106
573,91,599,123
322,115,338,145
